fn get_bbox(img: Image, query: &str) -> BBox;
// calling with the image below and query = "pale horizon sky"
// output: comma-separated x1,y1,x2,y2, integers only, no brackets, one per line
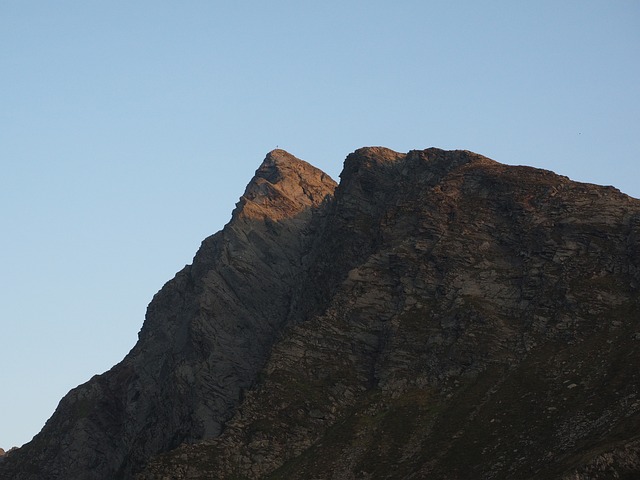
1,1,639,449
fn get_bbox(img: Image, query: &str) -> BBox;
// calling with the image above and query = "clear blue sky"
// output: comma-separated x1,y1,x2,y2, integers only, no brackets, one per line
1,1,638,449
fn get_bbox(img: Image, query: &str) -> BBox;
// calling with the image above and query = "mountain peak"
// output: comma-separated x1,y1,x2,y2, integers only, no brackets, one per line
263,148,299,163
232,150,336,222
3,147,639,480
255,149,322,184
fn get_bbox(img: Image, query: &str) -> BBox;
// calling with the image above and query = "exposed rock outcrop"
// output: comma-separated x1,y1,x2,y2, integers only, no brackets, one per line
2,147,639,479
0,150,336,479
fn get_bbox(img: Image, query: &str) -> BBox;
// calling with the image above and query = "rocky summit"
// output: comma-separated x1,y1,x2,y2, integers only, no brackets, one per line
2,147,639,480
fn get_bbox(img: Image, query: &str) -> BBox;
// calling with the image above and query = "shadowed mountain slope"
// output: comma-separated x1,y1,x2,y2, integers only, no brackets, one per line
0,150,337,479
2,147,639,479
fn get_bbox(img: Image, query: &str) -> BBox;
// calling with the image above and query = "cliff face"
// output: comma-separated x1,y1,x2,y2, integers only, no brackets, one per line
0,150,336,479
2,147,640,479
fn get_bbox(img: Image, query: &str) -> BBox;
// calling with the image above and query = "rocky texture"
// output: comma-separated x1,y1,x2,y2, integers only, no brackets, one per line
2,147,640,479
0,150,336,480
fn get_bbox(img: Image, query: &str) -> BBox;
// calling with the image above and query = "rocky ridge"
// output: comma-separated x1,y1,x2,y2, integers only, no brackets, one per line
0,150,336,479
2,147,639,479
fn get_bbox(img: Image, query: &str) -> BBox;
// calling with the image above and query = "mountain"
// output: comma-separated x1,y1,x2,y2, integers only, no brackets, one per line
2,147,639,479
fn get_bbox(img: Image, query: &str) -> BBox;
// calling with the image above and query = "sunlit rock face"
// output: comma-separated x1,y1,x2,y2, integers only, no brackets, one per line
2,147,640,480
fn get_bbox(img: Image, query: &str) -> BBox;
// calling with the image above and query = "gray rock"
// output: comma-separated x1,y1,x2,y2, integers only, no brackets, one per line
3,147,640,480
0,150,336,480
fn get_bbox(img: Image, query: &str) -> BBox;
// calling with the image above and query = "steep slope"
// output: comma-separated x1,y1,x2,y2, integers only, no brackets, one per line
138,148,640,479
0,150,337,479
2,147,639,480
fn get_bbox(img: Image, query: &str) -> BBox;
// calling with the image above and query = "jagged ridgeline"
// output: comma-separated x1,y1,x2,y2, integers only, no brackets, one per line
1,148,639,480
